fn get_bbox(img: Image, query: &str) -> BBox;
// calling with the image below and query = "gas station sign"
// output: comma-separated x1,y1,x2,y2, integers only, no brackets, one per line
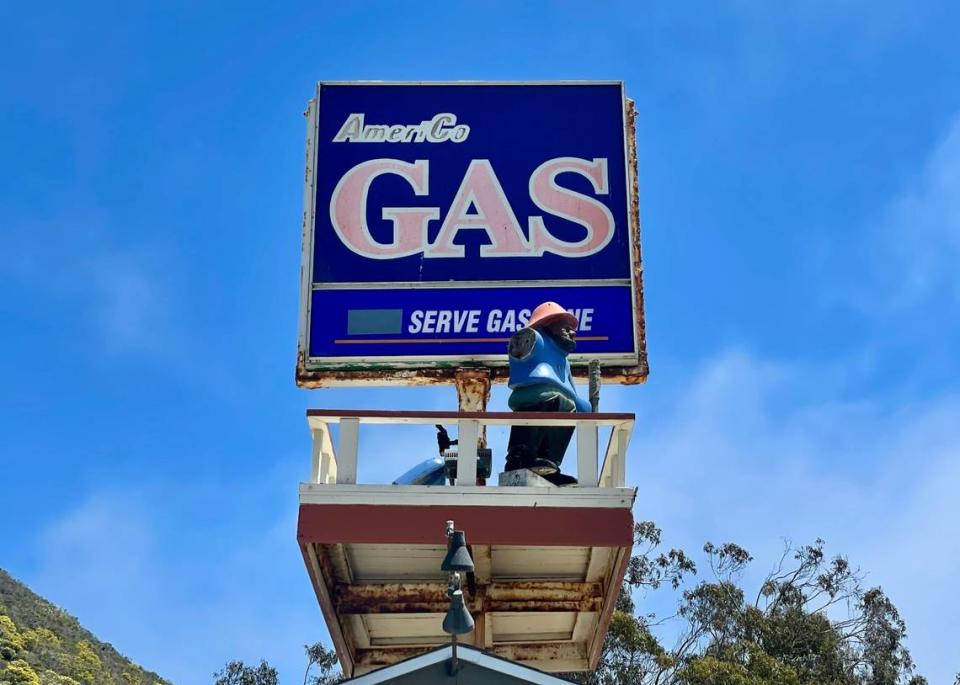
297,81,646,386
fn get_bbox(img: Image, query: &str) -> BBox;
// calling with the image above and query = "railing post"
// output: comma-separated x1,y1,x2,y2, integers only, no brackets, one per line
612,425,629,488
599,419,632,488
456,419,479,485
310,429,322,483
576,420,598,486
338,418,359,485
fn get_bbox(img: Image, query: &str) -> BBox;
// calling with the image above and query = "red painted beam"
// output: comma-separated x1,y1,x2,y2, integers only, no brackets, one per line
297,504,633,547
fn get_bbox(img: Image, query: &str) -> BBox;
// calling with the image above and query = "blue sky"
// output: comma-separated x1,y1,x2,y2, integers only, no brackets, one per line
2,2,960,683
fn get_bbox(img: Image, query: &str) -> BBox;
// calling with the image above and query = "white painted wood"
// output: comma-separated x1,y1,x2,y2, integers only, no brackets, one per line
348,615,371,649
338,417,359,485
299,483,636,509
315,423,338,484
599,420,633,488
456,419,479,485
472,592,487,650
324,452,337,485
330,543,354,584
587,545,632,668
346,544,446,582
364,614,451,646
571,611,598,645
585,547,613,583
307,411,633,489
308,413,633,429
576,421,599,486
306,545,355,676
311,424,339,484
612,426,630,488
491,611,577,643
310,429,322,484
473,544,492,584
492,546,590,581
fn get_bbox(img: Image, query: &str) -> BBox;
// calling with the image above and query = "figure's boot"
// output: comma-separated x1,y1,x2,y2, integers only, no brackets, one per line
526,458,560,476
505,445,559,475
542,471,578,487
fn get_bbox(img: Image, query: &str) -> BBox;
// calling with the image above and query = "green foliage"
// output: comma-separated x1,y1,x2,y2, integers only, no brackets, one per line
302,643,341,685
39,671,81,685
22,629,61,656
213,644,343,685
3,659,42,685
71,641,110,685
213,660,278,685
680,644,802,685
2,615,27,660
568,523,924,685
0,570,167,685
120,670,142,685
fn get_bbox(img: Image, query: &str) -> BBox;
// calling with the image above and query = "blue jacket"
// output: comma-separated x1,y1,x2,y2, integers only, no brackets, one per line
508,329,591,413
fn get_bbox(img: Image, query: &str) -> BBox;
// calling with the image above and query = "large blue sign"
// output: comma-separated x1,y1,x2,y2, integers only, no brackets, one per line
297,81,645,384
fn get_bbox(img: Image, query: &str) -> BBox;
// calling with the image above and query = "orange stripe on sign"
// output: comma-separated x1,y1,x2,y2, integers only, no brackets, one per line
333,336,610,344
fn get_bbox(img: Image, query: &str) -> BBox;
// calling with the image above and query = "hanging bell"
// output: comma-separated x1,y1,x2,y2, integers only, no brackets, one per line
441,530,475,572
442,589,475,635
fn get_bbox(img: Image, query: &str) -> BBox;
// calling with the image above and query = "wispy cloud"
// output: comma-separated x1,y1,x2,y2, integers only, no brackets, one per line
884,115,960,305
857,113,960,310
629,350,960,683
0,211,181,357
28,459,327,685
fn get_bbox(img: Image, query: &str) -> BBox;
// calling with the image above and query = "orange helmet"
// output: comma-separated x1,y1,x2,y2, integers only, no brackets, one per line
527,301,578,330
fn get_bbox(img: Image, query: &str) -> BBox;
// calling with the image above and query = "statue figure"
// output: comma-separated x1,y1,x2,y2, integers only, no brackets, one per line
505,301,591,486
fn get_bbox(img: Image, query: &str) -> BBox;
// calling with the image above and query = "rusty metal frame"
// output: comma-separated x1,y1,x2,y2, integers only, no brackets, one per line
296,82,647,388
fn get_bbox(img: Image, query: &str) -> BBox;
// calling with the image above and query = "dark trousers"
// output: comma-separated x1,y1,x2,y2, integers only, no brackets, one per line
507,395,575,468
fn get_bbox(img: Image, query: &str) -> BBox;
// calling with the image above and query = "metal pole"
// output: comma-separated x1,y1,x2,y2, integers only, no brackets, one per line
588,359,601,412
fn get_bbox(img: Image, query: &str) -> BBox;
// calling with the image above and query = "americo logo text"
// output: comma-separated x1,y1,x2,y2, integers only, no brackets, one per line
333,113,471,144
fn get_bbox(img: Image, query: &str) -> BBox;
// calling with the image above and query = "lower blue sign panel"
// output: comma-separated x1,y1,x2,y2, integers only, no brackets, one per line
308,286,636,361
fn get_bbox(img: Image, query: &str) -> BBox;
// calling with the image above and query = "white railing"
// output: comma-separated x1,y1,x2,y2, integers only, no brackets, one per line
305,409,635,489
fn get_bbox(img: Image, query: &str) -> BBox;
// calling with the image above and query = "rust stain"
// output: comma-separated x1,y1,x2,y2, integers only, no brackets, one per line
356,647,433,667
487,599,601,612
296,359,648,388
487,581,602,601
624,97,649,384
490,641,586,662
333,582,479,615
454,368,492,449
332,580,604,615
454,368,491,412
357,642,586,668
296,361,513,389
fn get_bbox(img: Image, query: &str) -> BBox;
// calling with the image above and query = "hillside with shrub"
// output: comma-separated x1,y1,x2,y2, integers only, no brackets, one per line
0,569,169,685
